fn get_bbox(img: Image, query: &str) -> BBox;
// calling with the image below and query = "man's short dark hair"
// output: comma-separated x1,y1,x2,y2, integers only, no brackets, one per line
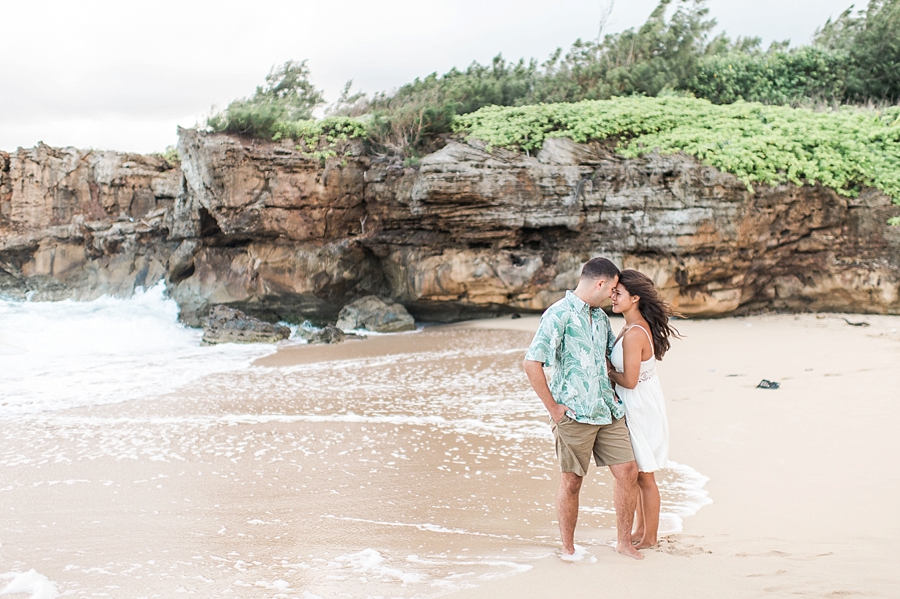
580,257,620,281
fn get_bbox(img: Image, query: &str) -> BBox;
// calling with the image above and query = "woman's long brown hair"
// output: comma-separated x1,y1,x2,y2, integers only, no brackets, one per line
617,269,682,360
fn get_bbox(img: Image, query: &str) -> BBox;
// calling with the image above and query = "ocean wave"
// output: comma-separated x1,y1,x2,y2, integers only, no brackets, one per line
0,284,276,417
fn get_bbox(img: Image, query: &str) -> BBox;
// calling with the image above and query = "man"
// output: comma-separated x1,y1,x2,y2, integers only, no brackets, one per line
523,257,642,560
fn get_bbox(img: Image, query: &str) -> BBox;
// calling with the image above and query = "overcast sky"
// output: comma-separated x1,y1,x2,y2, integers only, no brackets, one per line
1,0,856,154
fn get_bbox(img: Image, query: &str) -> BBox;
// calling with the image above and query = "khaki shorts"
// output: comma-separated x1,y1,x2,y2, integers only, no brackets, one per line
551,414,635,476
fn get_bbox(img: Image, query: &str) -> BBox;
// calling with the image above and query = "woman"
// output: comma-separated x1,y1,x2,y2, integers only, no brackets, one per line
607,269,681,549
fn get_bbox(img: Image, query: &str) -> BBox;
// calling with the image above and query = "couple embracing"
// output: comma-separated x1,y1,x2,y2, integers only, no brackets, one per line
523,257,679,560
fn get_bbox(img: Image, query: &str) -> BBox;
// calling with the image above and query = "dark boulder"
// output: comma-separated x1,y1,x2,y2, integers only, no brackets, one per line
202,305,290,344
298,325,366,345
336,296,416,333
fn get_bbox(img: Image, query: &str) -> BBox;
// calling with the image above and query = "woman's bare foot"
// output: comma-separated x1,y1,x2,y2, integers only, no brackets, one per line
633,538,657,550
631,529,645,545
616,541,644,560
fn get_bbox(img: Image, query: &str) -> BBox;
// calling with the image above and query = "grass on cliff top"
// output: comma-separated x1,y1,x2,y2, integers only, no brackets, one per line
272,116,369,161
453,96,900,219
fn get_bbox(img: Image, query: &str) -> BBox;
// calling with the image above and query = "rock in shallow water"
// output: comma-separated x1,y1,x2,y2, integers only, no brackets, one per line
297,325,366,345
336,296,416,333
202,305,290,344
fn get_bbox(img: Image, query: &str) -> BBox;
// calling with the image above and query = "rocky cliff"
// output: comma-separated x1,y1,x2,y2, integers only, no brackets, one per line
0,144,180,301
2,129,899,324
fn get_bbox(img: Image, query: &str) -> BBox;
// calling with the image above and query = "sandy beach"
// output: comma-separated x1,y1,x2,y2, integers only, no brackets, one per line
453,313,900,598
2,311,899,598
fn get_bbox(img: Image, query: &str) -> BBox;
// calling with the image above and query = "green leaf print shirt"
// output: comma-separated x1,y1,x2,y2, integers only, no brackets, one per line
525,291,624,425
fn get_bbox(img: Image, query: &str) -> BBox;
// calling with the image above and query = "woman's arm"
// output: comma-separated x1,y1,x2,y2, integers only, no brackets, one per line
607,328,647,389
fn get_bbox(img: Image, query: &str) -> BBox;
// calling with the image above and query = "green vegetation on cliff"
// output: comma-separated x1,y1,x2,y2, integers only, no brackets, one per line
207,60,326,138
271,117,368,161
456,97,900,206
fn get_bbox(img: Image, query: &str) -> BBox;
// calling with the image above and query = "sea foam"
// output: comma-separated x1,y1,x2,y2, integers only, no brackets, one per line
0,284,276,417
659,460,714,533
0,569,59,599
331,549,425,585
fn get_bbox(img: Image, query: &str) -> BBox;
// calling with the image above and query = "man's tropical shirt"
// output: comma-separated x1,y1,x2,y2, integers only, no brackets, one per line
525,290,624,425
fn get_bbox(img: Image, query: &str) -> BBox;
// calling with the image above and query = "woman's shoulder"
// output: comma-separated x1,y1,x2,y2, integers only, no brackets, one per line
623,322,653,347
624,321,651,338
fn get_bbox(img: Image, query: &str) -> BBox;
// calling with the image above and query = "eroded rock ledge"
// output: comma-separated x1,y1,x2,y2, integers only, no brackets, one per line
2,129,899,325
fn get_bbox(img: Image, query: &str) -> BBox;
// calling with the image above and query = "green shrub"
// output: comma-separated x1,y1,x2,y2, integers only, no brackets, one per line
815,0,900,102
532,0,719,102
208,60,325,138
206,60,367,161
366,85,458,154
207,100,287,139
691,46,849,105
156,145,180,166
455,97,900,207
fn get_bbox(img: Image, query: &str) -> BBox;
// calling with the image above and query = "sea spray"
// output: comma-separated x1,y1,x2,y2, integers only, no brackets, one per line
0,283,278,416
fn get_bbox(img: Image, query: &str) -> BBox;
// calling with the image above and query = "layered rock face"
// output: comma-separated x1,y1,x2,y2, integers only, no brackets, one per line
368,138,900,318
2,130,899,324
165,129,382,324
0,144,180,301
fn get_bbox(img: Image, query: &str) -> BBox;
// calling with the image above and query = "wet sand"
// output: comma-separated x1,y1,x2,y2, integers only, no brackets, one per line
1,313,899,597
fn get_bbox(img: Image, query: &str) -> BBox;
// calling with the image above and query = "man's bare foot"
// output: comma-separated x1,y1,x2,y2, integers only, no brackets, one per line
633,539,657,550
558,544,590,562
616,541,644,560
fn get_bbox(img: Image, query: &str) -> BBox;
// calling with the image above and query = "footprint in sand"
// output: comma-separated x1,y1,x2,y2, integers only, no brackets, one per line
762,585,870,597
736,549,790,558
746,569,787,578
654,535,711,556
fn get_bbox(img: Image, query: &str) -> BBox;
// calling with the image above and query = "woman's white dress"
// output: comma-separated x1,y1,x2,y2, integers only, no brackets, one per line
609,325,669,473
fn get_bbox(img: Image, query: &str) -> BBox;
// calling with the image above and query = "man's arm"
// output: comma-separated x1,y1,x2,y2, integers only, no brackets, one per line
523,360,567,423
